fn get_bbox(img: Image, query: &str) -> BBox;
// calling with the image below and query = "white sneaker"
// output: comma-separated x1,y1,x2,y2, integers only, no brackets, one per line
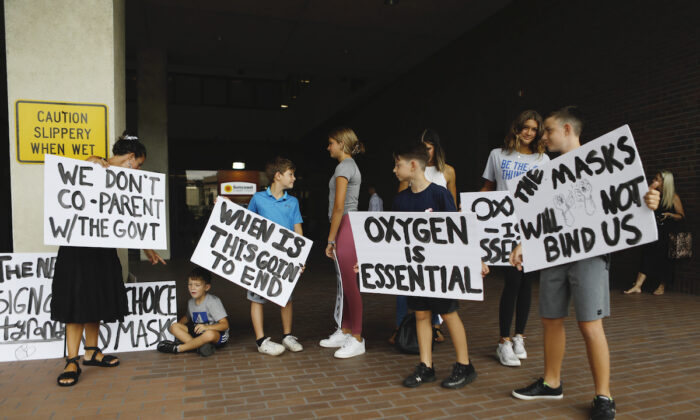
282,335,303,352
319,329,349,348
334,337,366,359
497,341,521,367
512,335,527,359
258,337,285,356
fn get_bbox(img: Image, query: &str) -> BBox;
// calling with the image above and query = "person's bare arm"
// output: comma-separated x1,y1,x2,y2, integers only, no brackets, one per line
480,180,496,192
445,164,457,205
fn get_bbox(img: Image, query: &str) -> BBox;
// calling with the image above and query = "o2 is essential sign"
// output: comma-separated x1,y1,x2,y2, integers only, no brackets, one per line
508,125,657,272
15,100,108,163
461,191,519,266
0,253,176,362
191,198,313,307
349,212,484,301
44,155,167,249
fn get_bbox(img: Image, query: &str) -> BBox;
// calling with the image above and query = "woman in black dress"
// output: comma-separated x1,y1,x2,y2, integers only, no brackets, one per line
624,170,685,295
53,134,166,386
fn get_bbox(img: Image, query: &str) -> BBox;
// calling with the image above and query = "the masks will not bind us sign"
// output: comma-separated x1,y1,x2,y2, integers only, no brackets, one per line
508,125,657,272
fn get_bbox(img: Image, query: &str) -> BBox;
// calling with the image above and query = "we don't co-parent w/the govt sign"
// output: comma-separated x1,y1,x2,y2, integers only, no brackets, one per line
349,212,484,301
44,154,167,249
191,198,313,307
0,253,177,362
461,191,519,266
508,125,657,272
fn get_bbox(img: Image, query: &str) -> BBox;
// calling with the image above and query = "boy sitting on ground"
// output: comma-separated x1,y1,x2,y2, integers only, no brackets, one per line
158,267,229,356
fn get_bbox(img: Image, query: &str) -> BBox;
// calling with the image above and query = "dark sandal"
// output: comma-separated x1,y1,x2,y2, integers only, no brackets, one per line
433,327,446,343
57,356,82,387
83,346,120,367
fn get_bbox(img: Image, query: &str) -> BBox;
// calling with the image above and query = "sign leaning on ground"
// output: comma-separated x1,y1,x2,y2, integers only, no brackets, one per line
0,253,176,362
15,100,108,163
43,154,167,250
508,125,657,272
349,212,484,301
191,198,313,307
460,191,520,266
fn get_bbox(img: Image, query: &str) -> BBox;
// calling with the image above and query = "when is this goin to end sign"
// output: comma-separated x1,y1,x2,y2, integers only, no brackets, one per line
349,212,485,301
508,125,657,272
44,155,167,249
191,198,313,307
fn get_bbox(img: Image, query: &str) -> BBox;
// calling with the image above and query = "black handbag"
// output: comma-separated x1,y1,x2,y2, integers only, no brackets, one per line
395,312,435,354
668,232,693,259
395,312,420,354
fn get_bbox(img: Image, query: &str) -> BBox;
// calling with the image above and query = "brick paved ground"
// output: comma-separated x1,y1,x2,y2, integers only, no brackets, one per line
2,255,699,419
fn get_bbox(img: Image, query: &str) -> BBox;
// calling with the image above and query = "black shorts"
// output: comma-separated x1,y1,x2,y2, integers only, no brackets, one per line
187,321,227,347
407,297,458,315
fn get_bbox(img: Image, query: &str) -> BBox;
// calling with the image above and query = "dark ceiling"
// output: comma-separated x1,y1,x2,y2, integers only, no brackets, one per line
126,0,510,142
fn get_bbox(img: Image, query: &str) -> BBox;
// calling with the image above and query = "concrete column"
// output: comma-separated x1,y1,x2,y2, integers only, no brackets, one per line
137,46,170,260
5,0,128,276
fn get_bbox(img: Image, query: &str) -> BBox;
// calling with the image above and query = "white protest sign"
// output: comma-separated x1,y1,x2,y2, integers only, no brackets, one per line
0,252,176,361
99,281,177,353
0,253,63,362
44,154,167,249
191,198,313,307
508,125,657,272
349,212,484,301
332,251,343,329
461,191,519,266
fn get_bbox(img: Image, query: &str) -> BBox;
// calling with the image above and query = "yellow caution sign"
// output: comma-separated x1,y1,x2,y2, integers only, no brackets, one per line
15,100,108,163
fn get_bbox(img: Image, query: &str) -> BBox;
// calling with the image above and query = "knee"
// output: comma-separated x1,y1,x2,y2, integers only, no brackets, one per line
415,311,431,322
578,320,604,339
203,330,219,342
541,317,564,329
169,323,182,334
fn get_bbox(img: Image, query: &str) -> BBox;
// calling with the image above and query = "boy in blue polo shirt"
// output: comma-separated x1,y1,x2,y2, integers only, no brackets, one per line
246,157,305,356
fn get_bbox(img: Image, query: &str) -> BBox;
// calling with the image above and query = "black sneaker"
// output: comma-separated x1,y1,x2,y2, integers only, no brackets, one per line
157,340,179,354
197,343,215,357
590,395,616,420
512,378,563,400
402,363,436,388
441,362,477,389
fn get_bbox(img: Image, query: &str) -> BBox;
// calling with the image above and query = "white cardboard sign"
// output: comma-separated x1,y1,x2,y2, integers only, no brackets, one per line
44,154,167,249
508,125,657,272
349,212,484,301
460,191,519,266
0,252,176,361
191,198,313,307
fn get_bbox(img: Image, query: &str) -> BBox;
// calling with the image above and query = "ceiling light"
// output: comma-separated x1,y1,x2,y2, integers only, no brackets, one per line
280,104,289,109
232,162,245,169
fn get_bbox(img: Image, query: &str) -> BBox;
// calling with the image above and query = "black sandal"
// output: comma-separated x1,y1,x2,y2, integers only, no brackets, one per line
57,356,82,387
83,346,120,367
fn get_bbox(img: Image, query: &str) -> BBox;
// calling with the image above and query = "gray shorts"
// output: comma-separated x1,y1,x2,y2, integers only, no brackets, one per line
247,290,292,305
538,256,610,322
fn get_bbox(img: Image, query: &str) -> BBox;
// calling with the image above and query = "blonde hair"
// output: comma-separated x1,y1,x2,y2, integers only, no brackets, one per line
504,110,545,155
329,127,365,156
659,170,676,210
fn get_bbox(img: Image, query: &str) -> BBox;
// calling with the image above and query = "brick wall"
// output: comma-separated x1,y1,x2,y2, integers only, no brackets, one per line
300,0,700,293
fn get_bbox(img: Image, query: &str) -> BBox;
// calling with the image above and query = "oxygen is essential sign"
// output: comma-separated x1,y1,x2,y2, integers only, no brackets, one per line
16,100,108,163
349,212,484,301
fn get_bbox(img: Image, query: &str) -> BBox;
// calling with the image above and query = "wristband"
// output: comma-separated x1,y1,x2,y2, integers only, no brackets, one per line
328,241,336,245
